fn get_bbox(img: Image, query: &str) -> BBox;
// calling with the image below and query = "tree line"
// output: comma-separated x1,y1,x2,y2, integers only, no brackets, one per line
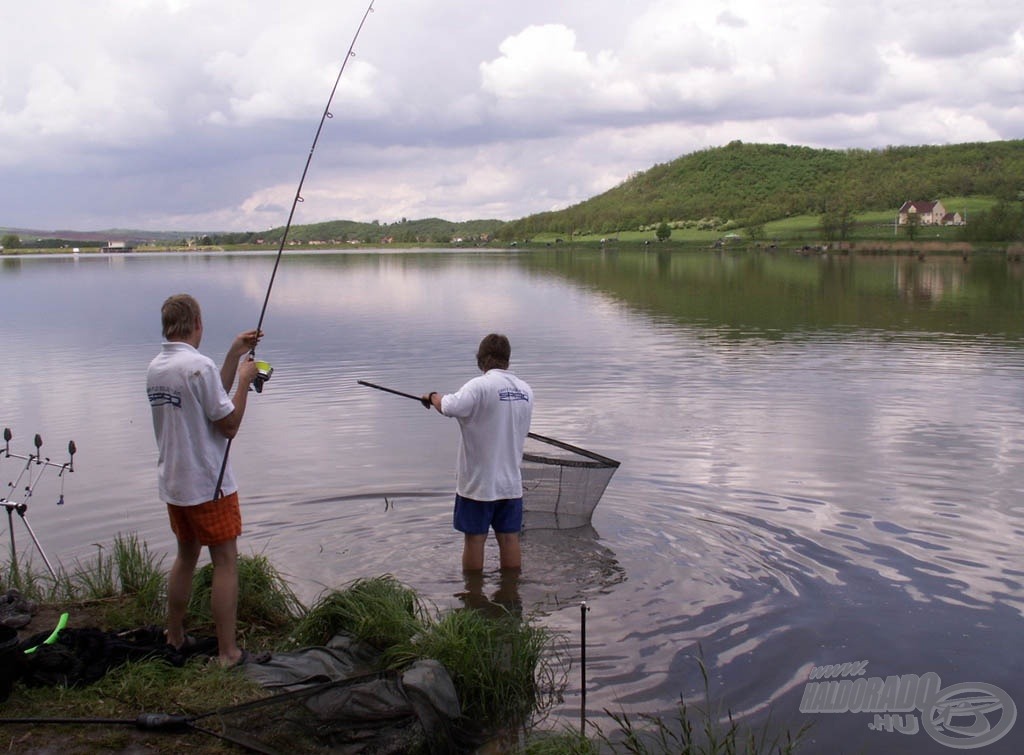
213,217,507,247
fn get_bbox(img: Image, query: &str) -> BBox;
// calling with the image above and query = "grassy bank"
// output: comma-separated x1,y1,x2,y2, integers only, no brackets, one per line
1,535,806,753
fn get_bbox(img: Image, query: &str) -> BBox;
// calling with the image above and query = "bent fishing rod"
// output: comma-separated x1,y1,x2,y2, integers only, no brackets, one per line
213,0,376,499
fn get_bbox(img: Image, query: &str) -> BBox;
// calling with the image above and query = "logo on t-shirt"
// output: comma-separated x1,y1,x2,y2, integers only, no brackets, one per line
499,388,530,402
148,389,182,408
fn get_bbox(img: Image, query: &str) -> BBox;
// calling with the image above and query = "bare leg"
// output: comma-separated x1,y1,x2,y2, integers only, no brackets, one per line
166,538,201,649
495,532,522,570
208,538,240,665
462,533,487,572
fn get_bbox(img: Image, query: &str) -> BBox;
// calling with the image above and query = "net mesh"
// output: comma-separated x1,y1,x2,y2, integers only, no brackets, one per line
193,672,451,755
192,653,465,754
521,432,619,530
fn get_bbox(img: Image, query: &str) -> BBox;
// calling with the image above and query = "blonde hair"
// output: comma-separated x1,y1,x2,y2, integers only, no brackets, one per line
161,294,201,340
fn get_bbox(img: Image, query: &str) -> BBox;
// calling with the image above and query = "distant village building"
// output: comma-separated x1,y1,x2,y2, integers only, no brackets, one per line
101,241,134,253
897,200,965,226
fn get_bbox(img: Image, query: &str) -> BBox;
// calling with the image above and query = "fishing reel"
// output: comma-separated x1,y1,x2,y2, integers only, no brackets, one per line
253,360,274,393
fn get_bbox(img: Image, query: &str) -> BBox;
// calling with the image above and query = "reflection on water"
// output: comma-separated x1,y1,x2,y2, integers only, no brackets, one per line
2,249,1024,753
524,247,1024,337
457,570,523,617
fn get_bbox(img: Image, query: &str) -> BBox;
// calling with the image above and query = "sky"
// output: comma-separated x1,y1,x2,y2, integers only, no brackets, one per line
1,0,1022,234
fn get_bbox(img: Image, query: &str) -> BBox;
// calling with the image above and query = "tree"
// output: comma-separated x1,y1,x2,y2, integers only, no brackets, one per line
819,195,856,242
1,234,20,250
655,222,672,242
959,201,1024,242
904,212,920,241
746,222,766,242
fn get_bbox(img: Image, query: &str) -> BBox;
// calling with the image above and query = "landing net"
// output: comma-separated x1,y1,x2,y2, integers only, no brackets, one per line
521,432,620,530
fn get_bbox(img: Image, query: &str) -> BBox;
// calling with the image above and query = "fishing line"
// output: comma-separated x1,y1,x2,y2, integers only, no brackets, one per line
214,0,376,499
252,0,376,338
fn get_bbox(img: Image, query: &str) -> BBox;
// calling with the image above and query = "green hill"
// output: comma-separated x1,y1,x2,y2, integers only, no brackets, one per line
500,140,1024,239
11,140,1024,249
216,217,507,247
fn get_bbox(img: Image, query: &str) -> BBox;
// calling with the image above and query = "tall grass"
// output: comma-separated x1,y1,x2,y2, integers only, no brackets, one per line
289,575,426,649
189,552,304,636
289,575,565,736
2,533,167,627
2,533,305,634
68,543,118,599
596,701,807,754
387,607,557,729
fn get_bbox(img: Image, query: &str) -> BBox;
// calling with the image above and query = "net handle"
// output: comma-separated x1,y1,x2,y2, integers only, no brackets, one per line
526,431,620,468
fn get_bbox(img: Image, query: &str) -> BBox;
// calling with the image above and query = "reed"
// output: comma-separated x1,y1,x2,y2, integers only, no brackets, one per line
387,606,558,731
525,708,806,755
289,575,564,734
68,544,118,600
2,560,51,601
592,702,808,755
522,732,598,754
111,534,164,596
3,534,304,633
289,574,426,649
526,657,809,755
2,533,168,628
189,552,304,635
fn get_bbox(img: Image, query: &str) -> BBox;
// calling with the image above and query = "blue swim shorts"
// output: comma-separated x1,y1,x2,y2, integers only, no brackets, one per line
453,494,523,535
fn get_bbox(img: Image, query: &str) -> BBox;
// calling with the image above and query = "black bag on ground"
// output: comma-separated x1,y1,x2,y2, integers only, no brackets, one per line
0,626,24,702
18,626,209,688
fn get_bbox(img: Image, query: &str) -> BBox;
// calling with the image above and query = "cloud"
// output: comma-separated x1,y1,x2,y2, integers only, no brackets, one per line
481,24,641,115
1,0,1022,232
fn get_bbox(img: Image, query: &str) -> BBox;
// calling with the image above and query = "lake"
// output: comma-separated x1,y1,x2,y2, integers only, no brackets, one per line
2,247,1023,752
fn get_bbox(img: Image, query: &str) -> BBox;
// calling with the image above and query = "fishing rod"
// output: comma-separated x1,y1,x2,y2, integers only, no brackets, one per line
357,380,432,407
213,0,376,500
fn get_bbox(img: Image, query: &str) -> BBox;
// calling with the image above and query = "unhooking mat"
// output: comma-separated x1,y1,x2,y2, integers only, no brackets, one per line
233,633,462,753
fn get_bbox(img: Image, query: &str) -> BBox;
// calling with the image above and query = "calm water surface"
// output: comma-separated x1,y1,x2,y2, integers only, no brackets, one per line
2,248,1023,753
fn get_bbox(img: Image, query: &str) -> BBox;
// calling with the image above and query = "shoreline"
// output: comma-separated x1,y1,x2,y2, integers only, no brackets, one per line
3,239,1023,258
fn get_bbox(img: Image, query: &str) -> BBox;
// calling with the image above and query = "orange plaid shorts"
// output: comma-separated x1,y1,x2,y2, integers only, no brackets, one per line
167,491,242,546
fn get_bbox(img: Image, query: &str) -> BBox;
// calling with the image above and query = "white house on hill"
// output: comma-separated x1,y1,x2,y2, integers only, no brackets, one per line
897,200,964,226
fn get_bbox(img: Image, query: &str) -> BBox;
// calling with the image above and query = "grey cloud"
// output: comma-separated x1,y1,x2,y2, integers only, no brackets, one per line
716,11,748,29
902,15,1021,59
1,0,1020,232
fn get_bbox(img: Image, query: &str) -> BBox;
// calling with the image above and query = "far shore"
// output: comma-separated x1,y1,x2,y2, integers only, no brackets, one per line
2,238,1023,258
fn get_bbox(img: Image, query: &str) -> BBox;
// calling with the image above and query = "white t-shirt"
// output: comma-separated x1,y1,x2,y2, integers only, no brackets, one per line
440,369,533,501
147,342,237,505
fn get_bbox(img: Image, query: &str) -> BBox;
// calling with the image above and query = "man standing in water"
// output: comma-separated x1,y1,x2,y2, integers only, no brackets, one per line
147,294,266,667
422,334,533,572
